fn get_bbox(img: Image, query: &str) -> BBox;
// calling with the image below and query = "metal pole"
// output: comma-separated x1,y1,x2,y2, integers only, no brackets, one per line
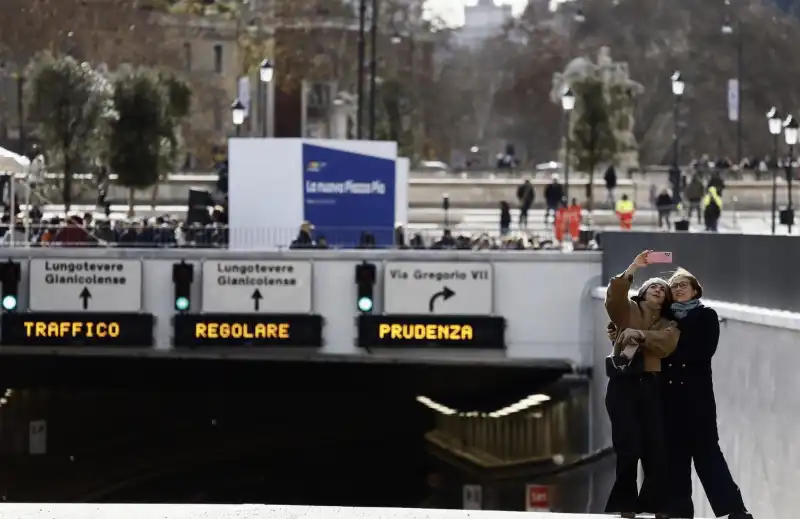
369,0,378,140
9,167,15,248
736,21,743,164
16,73,25,156
672,97,680,167
262,82,267,138
564,113,570,202
235,125,241,137
789,145,794,234
772,134,778,235
356,0,366,140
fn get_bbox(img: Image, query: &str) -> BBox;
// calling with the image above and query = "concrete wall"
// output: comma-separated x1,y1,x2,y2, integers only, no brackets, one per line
45,173,797,211
0,249,602,367
589,288,800,518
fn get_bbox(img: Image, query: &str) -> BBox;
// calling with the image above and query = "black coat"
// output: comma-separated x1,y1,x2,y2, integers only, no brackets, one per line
661,304,720,441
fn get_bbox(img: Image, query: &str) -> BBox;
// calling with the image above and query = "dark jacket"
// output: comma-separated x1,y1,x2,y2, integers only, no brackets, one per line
545,182,564,206
661,304,719,433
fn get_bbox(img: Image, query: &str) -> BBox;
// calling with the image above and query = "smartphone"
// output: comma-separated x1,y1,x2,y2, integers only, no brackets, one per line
648,251,673,264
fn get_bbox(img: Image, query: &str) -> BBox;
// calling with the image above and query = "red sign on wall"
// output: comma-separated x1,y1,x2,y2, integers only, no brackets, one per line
525,484,550,511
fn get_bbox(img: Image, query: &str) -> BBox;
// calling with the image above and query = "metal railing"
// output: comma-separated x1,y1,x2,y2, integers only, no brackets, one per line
0,223,583,251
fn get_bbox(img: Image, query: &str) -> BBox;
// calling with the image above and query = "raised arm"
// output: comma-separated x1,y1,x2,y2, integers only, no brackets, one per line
605,250,651,327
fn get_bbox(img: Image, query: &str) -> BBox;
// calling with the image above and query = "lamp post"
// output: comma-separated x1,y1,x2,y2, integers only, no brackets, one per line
670,71,685,203
670,71,684,167
231,99,245,137
767,107,782,234
258,59,273,138
561,87,575,201
369,0,378,140
357,0,366,139
722,17,743,163
783,115,798,234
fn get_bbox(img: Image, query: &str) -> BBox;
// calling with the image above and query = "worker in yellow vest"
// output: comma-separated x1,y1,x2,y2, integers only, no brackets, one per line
615,194,635,230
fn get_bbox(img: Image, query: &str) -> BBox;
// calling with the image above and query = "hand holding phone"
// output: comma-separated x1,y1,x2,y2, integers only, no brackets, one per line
647,251,673,264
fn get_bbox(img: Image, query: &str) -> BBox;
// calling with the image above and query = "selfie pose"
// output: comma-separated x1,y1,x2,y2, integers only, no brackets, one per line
604,251,679,518
663,269,753,519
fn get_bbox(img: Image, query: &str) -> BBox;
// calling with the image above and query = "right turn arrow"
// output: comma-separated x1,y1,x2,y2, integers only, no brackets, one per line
251,288,263,311
428,286,455,312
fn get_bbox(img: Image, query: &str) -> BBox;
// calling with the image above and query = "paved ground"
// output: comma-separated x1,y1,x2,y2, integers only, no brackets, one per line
405,209,793,238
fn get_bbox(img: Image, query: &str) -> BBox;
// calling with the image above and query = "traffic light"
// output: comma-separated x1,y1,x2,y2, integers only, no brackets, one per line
172,261,194,313
0,260,21,312
355,262,376,314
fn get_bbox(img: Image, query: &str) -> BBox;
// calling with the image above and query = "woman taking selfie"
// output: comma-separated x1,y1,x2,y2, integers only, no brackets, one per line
604,250,679,518
663,269,753,519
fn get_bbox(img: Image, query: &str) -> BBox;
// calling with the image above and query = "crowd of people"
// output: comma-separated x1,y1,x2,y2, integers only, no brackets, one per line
603,250,753,519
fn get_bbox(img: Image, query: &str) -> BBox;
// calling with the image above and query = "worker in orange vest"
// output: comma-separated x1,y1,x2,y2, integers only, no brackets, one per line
554,200,568,242
567,198,582,240
615,194,635,230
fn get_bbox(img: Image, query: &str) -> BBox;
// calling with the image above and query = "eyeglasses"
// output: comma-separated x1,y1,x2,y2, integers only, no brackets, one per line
670,281,691,290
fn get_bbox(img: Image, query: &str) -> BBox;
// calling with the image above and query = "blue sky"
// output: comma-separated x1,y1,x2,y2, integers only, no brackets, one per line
425,0,530,26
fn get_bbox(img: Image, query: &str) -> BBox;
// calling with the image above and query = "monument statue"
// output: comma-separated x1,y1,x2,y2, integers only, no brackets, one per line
550,46,644,172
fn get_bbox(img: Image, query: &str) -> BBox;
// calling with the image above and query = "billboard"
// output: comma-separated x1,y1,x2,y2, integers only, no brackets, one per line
302,143,395,246
228,138,398,250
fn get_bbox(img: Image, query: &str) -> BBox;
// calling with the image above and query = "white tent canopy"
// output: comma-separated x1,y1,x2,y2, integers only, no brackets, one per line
0,145,30,174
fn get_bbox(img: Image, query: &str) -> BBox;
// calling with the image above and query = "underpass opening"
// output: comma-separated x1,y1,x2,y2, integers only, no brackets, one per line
0,353,579,507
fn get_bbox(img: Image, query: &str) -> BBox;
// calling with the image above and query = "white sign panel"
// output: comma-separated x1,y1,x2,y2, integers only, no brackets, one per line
29,259,142,312
462,484,482,510
29,420,47,455
202,260,312,313
383,262,493,315
727,78,739,122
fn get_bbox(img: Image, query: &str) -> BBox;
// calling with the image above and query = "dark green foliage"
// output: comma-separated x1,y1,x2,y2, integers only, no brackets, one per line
108,66,166,190
569,77,618,208
24,52,111,209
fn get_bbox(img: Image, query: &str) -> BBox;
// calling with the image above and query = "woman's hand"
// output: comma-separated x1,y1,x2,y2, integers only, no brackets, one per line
619,328,645,342
624,250,652,277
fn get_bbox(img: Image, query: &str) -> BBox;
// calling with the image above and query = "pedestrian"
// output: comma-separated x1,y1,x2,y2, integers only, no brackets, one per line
702,186,723,232
499,201,511,236
615,194,635,230
684,174,705,224
663,269,753,519
544,174,564,224
604,250,679,518
655,188,674,230
516,178,534,229
604,164,618,205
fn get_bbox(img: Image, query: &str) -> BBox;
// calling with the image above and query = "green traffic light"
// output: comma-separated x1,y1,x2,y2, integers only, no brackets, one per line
357,297,373,313
1,295,17,311
175,296,190,311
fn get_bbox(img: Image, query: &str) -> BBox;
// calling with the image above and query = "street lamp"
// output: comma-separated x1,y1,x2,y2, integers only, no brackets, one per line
391,32,402,44
231,99,245,137
670,71,684,202
561,87,575,201
767,107,782,234
574,8,586,23
783,114,797,233
259,59,273,137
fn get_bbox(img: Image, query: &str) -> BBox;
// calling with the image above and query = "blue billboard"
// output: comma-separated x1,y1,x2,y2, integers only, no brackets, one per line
302,143,396,247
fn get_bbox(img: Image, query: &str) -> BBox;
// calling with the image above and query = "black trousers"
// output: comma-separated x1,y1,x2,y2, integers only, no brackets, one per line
605,373,669,514
664,381,747,518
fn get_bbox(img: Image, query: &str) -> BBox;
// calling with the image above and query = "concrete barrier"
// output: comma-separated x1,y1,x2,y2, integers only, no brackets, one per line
0,504,714,519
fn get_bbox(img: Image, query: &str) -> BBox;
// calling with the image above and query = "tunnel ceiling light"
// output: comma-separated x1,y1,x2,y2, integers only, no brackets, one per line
488,393,551,418
415,396,456,415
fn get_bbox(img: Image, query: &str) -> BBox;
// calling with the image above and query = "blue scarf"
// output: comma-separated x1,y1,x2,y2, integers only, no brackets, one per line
671,299,701,319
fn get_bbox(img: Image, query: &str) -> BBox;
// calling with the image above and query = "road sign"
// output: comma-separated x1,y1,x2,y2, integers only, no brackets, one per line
29,420,47,455
383,261,493,315
525,484,551,512
28,259,142,312
462,484,482,510
201,260,312,313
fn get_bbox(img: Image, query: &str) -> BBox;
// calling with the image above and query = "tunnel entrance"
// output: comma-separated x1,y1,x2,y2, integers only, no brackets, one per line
0,353,576,506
